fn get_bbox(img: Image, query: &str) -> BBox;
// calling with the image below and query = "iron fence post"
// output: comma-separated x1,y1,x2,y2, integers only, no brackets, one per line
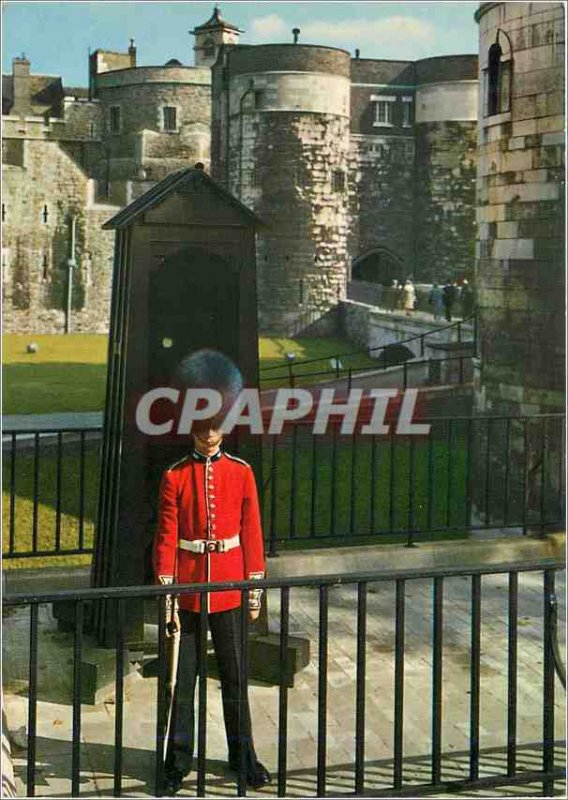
507,572,518,777
278,587,290,797
543,570,555,796
269,436,278,557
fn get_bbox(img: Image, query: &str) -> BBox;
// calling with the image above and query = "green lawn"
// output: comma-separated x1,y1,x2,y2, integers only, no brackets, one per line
261,426,470,545
3,334,108,415
3,333,377,415
3,427,469,569
259,336,378,387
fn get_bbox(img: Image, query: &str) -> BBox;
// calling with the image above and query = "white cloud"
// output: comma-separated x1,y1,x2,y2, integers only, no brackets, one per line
302,16,435,46
248,14,435,48
250,14,287,41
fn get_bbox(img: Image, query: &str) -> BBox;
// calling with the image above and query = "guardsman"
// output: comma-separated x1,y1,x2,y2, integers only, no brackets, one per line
153,350,271,795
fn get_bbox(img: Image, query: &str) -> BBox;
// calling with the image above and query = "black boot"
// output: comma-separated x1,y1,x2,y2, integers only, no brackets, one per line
163,768,185,796
228,752,271,788
246,760,271,788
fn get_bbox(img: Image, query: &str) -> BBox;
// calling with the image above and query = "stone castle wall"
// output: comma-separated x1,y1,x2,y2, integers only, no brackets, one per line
348,56,478,285
3,137,117,334
4,38,481,335
414,120,478,282
475,0,565,415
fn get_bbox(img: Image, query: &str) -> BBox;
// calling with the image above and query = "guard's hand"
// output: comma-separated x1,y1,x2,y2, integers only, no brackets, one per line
165,596,180,638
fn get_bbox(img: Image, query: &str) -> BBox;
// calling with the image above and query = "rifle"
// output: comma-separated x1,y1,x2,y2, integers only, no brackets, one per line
163,548,180,761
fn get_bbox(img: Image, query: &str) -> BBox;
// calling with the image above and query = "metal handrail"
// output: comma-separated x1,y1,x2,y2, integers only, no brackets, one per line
260,314,477,373
261,352,474,385
4,557,564,606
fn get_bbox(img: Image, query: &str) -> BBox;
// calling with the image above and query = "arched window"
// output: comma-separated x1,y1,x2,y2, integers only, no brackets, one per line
485,31,512,116
202,37,215,58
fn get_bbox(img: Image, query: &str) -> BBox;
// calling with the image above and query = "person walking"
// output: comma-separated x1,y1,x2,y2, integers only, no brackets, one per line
389,279,399,312
429,283,444,321
154,350,271,796
442,280,456,322
402,279,416,316
461,279,475,317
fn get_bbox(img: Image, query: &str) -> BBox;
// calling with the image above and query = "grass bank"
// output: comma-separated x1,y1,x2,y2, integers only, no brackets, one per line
3,334,377,415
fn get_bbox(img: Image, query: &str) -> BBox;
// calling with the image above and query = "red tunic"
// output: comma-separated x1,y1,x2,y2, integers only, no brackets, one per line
152,448,266,613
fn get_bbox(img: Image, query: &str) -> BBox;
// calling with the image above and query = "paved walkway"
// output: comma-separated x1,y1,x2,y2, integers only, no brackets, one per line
3,412,103,432
5,567,566,797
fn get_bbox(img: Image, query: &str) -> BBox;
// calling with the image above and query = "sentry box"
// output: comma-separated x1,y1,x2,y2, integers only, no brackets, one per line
93,164,264,644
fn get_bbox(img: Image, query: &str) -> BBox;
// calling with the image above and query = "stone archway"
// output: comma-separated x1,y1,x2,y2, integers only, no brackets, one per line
352,247,405,285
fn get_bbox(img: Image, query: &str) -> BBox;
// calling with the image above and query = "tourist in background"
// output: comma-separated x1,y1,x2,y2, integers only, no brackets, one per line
442,280,456,322
429,283,444,321
461,279,475,317
388,279,399,312
403,279,416,316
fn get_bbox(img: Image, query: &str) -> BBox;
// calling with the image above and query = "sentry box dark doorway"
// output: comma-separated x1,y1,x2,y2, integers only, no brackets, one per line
93,165,264,644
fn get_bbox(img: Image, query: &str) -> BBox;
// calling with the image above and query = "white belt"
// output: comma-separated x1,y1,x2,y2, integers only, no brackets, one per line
179,534,240,554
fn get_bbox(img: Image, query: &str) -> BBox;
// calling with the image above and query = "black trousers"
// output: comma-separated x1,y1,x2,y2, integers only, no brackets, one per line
165,606,257,775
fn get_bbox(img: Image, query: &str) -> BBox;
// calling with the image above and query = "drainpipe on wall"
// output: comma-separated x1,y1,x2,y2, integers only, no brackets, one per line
238,79,255,199
65,213,77,334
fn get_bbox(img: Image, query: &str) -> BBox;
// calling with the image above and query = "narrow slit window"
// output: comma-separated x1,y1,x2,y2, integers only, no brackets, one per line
485,41,512,117
332,170,346,193
163,106,178,132
110,106,121,134
42,205,49,224
402,97,413,127
254,90,268,110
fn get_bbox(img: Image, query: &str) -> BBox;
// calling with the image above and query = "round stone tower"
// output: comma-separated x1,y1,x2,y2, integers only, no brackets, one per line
475,1,565,415
94,62,211,200
212,43,351,335
473,2,565,530
414,55,479,282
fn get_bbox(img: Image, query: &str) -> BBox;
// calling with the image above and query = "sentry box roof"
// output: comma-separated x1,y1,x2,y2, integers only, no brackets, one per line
102,164,264,230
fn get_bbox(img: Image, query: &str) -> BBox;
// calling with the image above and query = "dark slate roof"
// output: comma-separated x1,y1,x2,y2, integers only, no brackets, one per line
2,73,65,116
191,6,242,34
102,166,264,230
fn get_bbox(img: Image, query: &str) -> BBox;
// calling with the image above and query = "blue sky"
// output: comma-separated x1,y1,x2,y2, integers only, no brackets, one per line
3,1,479,85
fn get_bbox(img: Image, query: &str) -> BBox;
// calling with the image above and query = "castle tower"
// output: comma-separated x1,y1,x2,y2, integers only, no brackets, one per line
212,43,351,335
191,6,242,68
347,55,478,286
473,1,565,528
475,1,565,415
414,55,478,282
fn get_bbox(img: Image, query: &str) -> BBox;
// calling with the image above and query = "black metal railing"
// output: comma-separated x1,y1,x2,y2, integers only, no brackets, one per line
3,558,565,797
261,352,473,390
260,315,477,387
262,413,565,555
3,414,565,560
2,427,101,560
